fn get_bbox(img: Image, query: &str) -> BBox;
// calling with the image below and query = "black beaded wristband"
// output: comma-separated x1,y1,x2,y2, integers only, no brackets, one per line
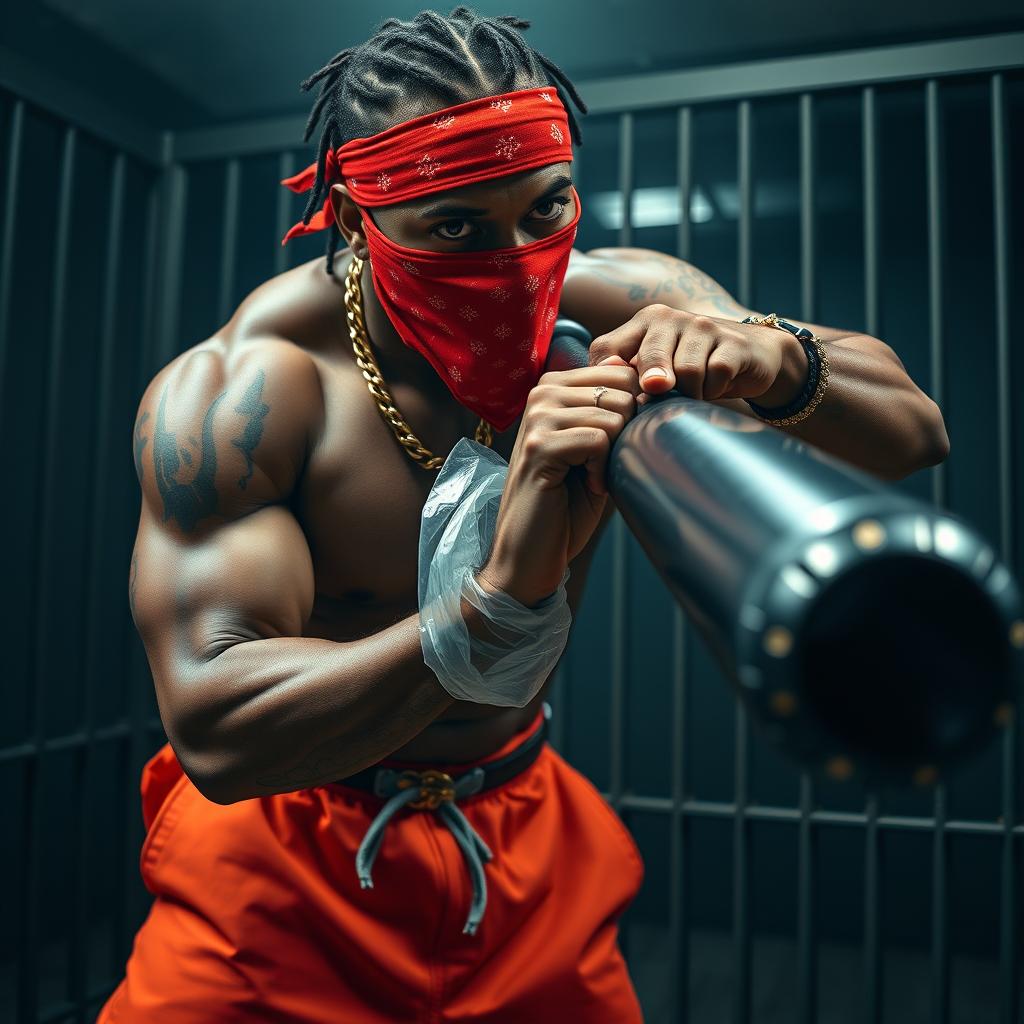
740,313,828,424
745,334,821,420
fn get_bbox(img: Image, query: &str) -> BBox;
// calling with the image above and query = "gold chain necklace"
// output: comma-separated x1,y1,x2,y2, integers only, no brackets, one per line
343,254,493,470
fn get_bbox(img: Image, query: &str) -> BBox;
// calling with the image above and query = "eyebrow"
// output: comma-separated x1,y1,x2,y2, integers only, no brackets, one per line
417,174,574,219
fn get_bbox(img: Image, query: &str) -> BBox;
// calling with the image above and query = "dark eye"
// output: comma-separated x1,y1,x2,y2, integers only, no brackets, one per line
529,197,570,221
435,219,473,240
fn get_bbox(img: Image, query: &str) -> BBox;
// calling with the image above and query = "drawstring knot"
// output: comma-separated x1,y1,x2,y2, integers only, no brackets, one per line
355,766,492,936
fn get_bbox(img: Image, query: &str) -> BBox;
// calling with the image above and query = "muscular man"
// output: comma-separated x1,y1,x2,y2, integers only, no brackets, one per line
101,8,949,1023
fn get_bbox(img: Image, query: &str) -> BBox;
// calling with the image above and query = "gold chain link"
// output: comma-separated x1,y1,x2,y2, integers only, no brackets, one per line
343,254,493,470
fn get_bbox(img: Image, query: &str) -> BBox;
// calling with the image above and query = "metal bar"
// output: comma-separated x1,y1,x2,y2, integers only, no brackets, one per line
925,79,950,1024
991,72,1014,575
931,782,949,1024
668,607,690,1021
799,93,816,322
274,151,296,277
737,100,753,310
862,87,879,338
70,150,127,1023
991,71,1019,1024
733,96,753,1024
0,45,163,164
612,795,1024,835
167,34,1024,160
677,107,692,261
0,98,24,403
670,105,693,1023
611,110,633,965
155,151,188,366
218,158,240,325
0,722,136,764
732,707,751,1024
610,110,633,806
863,794,882,1023
925,79,947,512
796,775,816,1023
126,177,169,938
577,33,1024,115
20,121,77,1024
797,90,817,1024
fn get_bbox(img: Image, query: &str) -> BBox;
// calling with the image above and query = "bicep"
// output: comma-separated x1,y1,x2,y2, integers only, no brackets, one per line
131,500,315,756
129,337,322,733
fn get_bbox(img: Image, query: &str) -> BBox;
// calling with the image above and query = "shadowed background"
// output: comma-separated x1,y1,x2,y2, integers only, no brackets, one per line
1,2,1023,1021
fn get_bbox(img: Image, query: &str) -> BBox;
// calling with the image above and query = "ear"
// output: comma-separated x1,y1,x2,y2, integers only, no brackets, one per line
329,184,369,259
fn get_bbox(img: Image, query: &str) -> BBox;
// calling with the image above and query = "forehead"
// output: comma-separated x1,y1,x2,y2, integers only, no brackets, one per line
379,161,573,215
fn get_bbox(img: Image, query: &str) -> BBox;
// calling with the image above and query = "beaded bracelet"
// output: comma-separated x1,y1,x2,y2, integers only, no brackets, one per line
742,313,830,427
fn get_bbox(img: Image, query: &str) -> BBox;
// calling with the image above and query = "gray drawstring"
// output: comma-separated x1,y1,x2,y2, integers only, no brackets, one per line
355,766,492,935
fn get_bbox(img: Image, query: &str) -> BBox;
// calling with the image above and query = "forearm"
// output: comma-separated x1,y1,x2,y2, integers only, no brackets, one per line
172,616,455,803
748,329,950,481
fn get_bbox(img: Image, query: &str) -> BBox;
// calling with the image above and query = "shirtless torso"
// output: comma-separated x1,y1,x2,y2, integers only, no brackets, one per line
131,242,750,773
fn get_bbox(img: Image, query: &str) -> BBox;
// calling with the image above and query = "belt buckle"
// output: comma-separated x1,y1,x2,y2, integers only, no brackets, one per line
396,768,456,810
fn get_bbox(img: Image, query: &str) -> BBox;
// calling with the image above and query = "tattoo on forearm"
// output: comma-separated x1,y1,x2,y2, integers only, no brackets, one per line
231,368,269,491
133,412,149,483
154,384,225,532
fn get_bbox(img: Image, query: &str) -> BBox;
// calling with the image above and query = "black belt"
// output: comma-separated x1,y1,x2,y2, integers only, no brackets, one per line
336,702,551,937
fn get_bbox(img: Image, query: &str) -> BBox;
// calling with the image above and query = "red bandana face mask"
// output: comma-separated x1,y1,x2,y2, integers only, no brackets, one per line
280,86,581,432
360,187,581,431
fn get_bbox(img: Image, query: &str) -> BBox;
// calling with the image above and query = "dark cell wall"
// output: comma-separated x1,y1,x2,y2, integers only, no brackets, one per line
0,95,165,1021
1,58,1023,1024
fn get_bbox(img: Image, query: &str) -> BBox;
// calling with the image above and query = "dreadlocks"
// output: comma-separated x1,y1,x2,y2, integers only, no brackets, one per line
297,6,588,275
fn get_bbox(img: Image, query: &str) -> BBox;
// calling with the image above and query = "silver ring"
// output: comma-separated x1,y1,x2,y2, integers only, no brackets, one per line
593,385,609,408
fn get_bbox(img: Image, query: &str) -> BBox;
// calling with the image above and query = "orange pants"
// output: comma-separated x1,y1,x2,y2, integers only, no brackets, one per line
97,710,645,1023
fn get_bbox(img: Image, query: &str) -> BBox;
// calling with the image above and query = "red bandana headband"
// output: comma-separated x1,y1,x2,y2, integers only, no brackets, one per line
280,85,574,244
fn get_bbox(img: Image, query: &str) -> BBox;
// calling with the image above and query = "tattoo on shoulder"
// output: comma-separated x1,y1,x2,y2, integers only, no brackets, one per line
154,383,226,532
231,368,269,491
592,251,747,317
151,369,272,532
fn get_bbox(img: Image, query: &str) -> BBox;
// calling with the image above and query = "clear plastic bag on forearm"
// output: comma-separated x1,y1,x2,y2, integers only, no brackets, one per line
417,436,572,708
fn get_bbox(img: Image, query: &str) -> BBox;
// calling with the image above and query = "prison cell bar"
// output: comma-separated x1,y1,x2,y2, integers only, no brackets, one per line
608,108,634,967
0,98,22,402
18,121,76,1023
734,98,754,1024
670,101,695,1024
991,70,1019,1024
797,90,817,1024
66,149,127,1022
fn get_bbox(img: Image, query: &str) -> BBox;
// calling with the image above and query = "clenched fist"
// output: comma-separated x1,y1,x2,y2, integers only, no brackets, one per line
476,354,641,607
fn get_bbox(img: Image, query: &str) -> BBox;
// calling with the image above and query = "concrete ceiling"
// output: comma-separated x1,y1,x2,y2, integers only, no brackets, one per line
5,0,1023,128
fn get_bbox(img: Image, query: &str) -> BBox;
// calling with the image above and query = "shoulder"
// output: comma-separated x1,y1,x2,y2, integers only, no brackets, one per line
560,246,749,336
134,315,326,538
137,247,350,463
